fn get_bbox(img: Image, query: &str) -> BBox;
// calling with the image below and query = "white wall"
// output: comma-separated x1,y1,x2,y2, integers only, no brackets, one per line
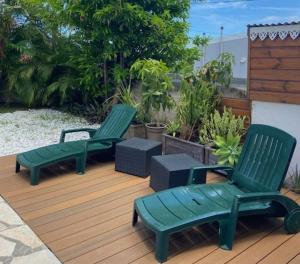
195,35,248,79
252,101,300,175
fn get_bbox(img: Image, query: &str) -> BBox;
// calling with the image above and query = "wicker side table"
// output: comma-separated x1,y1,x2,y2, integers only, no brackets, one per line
150,153,205,191
115,137,162,177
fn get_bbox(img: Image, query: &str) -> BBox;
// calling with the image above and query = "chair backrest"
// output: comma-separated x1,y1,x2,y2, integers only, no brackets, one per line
92,104,136,140
233,124,296,192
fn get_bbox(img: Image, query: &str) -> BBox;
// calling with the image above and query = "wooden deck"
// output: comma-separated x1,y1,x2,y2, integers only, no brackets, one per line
0,154,299,264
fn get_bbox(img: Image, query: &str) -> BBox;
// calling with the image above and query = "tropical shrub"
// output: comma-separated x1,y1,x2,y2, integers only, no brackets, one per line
64,0,191,102
166,120,180,137
1,1,78,106
1,0,192,107
199,107,246,145
116,86,147,124
213,134,242,167
131,59,175,126
199,52,235,89
175,35,210,77
176,76,219,141
61,99,113,124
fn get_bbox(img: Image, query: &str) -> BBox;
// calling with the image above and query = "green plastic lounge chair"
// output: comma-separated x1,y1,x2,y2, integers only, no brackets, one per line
16,104,136,185
133,124,300,262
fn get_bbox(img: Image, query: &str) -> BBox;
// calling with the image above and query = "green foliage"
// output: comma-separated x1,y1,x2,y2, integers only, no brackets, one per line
118,87,137,108
65,0,191,102
62,99,113,124
116,86,146,123
199,107,246,145
213,134,242,167
176,76,219,141
166,120,180,137
175,35,210,77
1,0,191,107
289,165,300,193
199,52,235,89
131,59,175,126
1,0,77,106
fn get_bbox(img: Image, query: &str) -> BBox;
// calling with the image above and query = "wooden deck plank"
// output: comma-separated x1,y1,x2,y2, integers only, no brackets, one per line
22,178,145,220
14,175,131,212
258,233,300,264
34,189,152,234
64,229,153,264
48,212,133,251
227,227,294,264
28,182,149,227
0,154,299,264
288,253,300,264
57,224,145,261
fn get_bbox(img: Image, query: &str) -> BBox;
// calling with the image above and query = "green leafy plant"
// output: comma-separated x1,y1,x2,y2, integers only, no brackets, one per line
176,76,219,141
213,134,242,167
113,65,147,123
118,87,137,108
62,99,113,124
199,52,235,89
1,0,192,108
166,120,180,137
175,35,210,77
117,86,147,124
289,165,300,193
199,107,247,146
131,59,175,127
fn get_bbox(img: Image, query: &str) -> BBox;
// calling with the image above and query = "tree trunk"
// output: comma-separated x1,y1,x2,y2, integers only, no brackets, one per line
120,52,124,68
103,60,108,96
0,39,4,59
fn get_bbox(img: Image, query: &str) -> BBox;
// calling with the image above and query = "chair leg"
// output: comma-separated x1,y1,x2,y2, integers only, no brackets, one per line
132,209,138,226
155,232,169,263
284,209,300,234
76,157,86,175
15,161,20,173
218,220,236,250
30,168,40,186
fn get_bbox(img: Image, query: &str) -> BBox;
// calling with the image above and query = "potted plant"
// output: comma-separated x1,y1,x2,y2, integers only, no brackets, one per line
118,87,146,139
114,65,146,139
131,59,174,142
213,133,242,164
163,75,219,163
199,107,247,164
207,133,242,177
163,51,235,163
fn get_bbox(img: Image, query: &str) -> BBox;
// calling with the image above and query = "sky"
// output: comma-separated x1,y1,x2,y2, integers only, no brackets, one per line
189,0,300,38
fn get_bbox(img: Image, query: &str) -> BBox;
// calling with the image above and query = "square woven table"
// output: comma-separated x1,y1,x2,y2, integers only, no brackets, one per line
115,137,162,177
150,153,205,191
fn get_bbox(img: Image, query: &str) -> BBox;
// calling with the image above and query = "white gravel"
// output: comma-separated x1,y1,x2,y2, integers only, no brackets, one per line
0,109,99,157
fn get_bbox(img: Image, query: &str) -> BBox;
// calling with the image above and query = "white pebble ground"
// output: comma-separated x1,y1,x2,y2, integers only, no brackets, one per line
0,109,99,157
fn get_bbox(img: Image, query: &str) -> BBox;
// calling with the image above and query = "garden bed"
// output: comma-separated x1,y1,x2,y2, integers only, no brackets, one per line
163,134,205,163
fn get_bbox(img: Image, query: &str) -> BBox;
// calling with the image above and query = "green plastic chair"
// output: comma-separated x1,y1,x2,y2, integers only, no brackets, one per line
16,104,136,185
133,124,300,263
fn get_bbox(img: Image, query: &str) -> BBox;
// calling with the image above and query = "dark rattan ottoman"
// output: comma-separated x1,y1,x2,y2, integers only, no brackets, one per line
150,153,205,191
115,137,162,177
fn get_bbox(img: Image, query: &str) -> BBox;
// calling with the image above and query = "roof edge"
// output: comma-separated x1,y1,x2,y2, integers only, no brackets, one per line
248,21,300,28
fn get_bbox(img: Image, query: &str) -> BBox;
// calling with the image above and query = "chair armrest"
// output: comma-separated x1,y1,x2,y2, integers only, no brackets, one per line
231,192,299,218
187,165,234,185
59,128,98,143
220,191,300,241
84,137,124,152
